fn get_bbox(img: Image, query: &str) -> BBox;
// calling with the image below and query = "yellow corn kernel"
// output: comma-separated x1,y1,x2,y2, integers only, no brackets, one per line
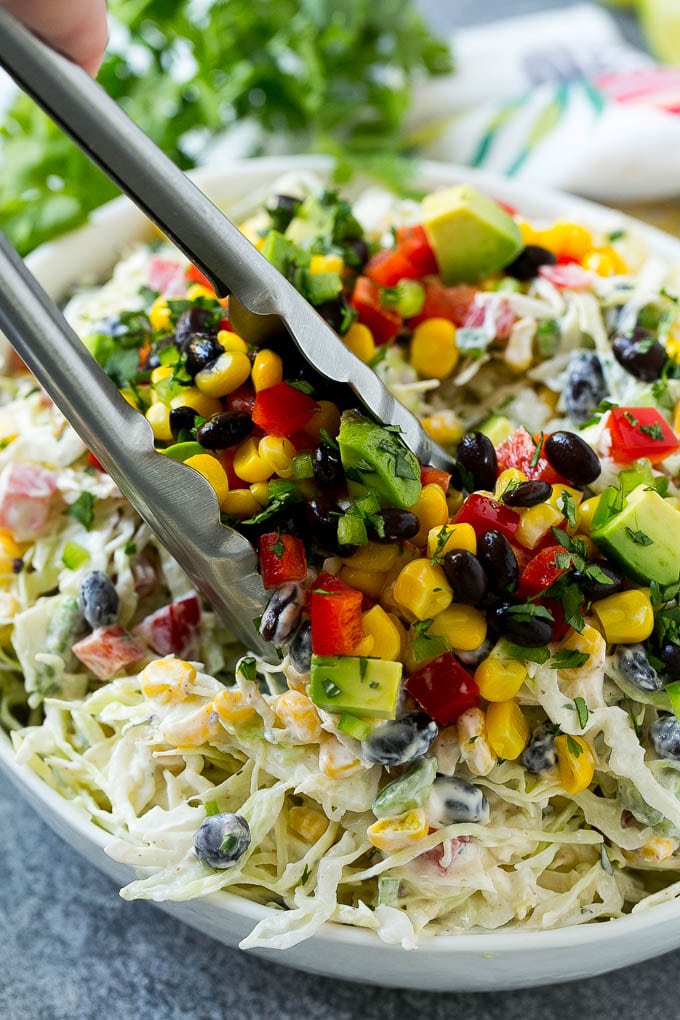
343,542,400,574
429,604,487,652
304,400,341,445
186,283,217,302
217,329,249,354
558,624,606,674
141,658,197,702
219,488,262,518
393,558,453,621
543,221,593,260
195,351,251,397
251,349,284,392
150,364,173,387
366,809,430,852
554,734,594,794
343,322,376,364
382,544,418,588
339,566,387,600
412,483,450,546
145,401,173,442
0,530,24,576
457,707,495,776
576,495,601,534
581,246,628,277
274,690,322,743
184,454,230,505
249,482,270,506
169,388,222,419
674,399,680,435
233,436,273,483
420,410,464,447
475,655,527,702
486,699,529,760
318,732,364,778
547,483,583,516
258,435,296,479
592,589,654,644
446,489,465,517
410,317,459,379
494,468,527,499
288,805,328,843
162,701,222,747
213,688,257,725
149,297,171,331
361,605,402,661
518,219,541,246
624,837,676,865
310,253,344,275
515,502,564,549
427,522,477,559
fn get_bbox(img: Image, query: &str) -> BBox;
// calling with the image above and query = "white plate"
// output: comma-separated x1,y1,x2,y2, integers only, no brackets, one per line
4,156,680,992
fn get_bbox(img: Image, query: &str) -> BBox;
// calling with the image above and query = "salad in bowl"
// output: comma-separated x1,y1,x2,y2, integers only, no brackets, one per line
3,160,680,959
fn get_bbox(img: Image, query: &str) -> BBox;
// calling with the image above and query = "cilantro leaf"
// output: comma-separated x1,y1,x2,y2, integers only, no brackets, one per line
63,492,96,531
625,527,653,546
572,696,590,728
552,650,590,671
566,734,584,758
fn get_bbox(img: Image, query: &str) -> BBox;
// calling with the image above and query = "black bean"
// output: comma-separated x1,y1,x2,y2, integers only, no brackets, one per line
615,645,662,693
194,813,251,870
371,509,420,543
266,193,302,232
345,237,369,269
196,411,253,450
175,306,212,350
661,643,680,678
79,571,119,629
572,563,625,602
315,294,354,335
649,716,680,761
522,723,557,774
612,327,667,382
493,602,553,646
503,244,556,282
476,530,519,594
306,499,341,554
565,351,608,425
362,712,438,767
169,405,198,438
501,479,552,507
441,551,488,605
544,431,601,487
313,444,345,489
456,432,498,492
289,620,312,674
185,334,224,377
259,583,304,644
427,776,489,825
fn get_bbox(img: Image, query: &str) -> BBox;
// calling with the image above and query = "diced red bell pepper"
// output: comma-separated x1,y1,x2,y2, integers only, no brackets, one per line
134,594,202,659
259,533,307,590
217,448,245,489
185,262,216,292
365,247,421,288
311,573,364,655
149,257,186,295
226,383,256,416
509,542,534,575
408,280,476,328
218,316,233,332
517,544,570,599
539,263,594,291
252,382,318,437
395,224,439,276
72,626,146,680
0,462,57,540
350,276,402,345
406,652,480,726
88,451,105,472
605,407,680,465
453,493,520,542
420,465,451,492
495,428,565,484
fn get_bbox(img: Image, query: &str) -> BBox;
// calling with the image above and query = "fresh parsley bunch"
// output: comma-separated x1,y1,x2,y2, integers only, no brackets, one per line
0,0,452,254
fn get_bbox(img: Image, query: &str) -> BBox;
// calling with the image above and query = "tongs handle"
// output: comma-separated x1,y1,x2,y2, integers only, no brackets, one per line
0,230,272,658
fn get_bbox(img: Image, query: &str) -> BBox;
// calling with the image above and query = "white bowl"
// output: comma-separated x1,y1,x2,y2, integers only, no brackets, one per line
4,155,680,992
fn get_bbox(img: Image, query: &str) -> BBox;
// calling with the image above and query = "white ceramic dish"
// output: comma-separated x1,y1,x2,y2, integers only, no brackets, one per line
4,156,680,991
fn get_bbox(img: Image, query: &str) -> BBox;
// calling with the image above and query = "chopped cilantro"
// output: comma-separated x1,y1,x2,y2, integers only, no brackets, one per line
321,678,343,699
124,542,137,556
558,490,577,529
652,380,675,412
552,650,590,671
238,657,257,683
270,533,286,559
572,696,589,728
63,491,96,531
625,527,653,546
639,422,665,441
578,400,617,431
504,643,550,664
530,432,545,469
300,864,310,886
566,734,584,758
319,428,339,451
507,603,555,625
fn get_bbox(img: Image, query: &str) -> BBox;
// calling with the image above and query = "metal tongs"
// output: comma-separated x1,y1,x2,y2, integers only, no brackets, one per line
0,11,455,657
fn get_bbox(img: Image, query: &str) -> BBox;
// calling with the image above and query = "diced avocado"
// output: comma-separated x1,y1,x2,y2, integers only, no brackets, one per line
309,654,402,719
372,757,437,819
421,184,523,284
478,413,515,447
161,441,204,462
285,195,336,246
337,412,422,509
303,270,343,305
261,230,310,275
591,483,680,585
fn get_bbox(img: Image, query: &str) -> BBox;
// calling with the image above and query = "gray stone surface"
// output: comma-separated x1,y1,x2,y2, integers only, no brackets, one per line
2,2,675,1018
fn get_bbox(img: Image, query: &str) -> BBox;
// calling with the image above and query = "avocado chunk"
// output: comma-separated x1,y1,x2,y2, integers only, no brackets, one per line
285,195,336,246
421,184,523,284
478,413,515,447
261,230,310,275
591,483,680,585
337,412,422,509
309,655,402,719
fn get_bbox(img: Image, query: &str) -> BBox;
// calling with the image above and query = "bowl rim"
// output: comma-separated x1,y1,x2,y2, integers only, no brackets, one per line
5,152,680,955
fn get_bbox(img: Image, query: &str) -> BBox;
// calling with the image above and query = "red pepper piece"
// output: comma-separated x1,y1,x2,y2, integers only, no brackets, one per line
453,493,519,542
420,465,452,492
185,263,215,291
218,316,233,332
606,407,680,465
408,280,476,328
72,625,146,681
495,428,565,484
88,451,105,471
252,382,318,437
350,276,402,345
218,448,245,489
311,573,364,655
395,224,439,276
259,533,308,590
406,652,480,726
134,594,202,659
365,247,420,288
517,544,570,599
226,383,256,416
